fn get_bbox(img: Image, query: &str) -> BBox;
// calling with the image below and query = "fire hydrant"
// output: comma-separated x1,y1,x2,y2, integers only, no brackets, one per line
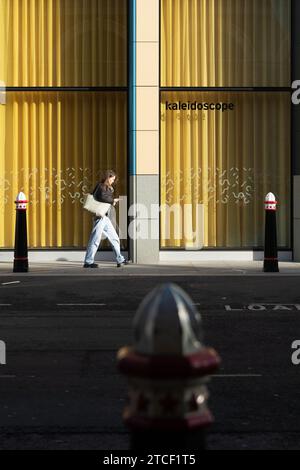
117,283,221,450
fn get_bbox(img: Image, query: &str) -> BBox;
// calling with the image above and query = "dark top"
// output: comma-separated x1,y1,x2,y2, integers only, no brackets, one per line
92,183,114,205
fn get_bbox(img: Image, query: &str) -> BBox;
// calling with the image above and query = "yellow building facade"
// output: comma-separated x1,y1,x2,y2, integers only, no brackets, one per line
0,1,296,262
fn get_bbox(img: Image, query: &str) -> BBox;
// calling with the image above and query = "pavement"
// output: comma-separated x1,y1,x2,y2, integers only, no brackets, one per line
1,260,300,276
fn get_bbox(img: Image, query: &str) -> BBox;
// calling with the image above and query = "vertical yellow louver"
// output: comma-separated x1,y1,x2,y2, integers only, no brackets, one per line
160,92,290,249
160,0,291,249
0,91,127,248
0,1,127,248
161,0,291,87
0,0,127,87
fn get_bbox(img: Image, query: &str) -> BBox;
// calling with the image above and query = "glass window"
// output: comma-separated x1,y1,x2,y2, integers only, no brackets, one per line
0,91,127,248
161,0,291,87
160,91,291,249
0,1,128,249
0,0,127,87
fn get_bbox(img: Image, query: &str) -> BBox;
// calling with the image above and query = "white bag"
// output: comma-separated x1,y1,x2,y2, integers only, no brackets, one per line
83,193,111,217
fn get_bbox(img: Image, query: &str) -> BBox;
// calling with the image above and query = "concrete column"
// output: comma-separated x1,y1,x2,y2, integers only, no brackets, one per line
293,0,300,260
130,0,159,264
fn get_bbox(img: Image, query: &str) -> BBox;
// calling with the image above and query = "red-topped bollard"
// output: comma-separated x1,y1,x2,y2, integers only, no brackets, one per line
263,192,279,273
13,192,29,273
117,283,221,451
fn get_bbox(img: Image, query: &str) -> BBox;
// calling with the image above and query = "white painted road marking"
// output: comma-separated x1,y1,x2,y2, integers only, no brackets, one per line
57,303,107,306
1,303,298,310
225,304,300,311
213,374,262,378
194,303,300,311
1,281,20,286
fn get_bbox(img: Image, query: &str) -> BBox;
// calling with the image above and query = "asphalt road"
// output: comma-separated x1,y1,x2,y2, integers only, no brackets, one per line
0,274,299,450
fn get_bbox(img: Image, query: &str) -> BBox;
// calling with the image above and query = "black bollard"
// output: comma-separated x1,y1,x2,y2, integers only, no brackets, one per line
13,192,29,273
118,284,221,451
263,192,279,273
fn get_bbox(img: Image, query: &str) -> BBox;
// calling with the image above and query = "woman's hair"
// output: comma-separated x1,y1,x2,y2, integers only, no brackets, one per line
100,169,117,187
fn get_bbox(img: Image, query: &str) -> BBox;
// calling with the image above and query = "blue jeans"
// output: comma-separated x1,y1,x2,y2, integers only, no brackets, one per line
84,216,125,265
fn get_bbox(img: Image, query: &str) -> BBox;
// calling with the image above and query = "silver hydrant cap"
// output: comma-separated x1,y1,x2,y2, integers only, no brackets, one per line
133,283,204,356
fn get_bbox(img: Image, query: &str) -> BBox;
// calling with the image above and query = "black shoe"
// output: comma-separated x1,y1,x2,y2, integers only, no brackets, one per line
83,263,99,268
117,260,128,267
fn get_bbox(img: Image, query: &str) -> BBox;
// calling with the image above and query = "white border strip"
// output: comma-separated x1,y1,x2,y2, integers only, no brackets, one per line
0,250,292,262
160,251,292,262
0,251,128,262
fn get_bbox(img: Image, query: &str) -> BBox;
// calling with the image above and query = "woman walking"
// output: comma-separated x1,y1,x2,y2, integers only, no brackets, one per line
84,170,127,268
